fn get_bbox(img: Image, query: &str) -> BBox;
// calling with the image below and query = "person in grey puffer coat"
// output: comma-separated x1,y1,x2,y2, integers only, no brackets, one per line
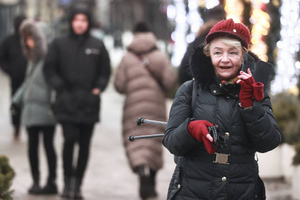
163,19,281,200
12,19,57,195
114,22,177,200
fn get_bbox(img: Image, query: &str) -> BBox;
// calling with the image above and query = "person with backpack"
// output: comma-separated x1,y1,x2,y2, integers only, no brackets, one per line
114,22,177,200
163,19,282,200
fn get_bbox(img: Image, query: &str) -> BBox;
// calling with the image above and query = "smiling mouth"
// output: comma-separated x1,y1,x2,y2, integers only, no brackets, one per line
220,66,231,69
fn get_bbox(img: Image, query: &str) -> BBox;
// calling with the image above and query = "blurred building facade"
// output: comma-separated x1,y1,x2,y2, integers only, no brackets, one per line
0,0,25,39
0,0,171,41
109,0,170,41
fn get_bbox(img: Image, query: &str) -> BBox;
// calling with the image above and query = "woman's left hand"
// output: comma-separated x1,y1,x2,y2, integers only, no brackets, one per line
236,68,264,108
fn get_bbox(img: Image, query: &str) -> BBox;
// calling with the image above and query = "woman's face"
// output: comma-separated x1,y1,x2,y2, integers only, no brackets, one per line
209,38,244,81
25,36,35,49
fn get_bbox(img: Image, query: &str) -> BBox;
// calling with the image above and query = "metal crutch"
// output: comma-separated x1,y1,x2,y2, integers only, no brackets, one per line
128,117,167,141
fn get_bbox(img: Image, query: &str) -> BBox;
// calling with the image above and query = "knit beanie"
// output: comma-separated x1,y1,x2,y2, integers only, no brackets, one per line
133,21,150,33
205,18,251,49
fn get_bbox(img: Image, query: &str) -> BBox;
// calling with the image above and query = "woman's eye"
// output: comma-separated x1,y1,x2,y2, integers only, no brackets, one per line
230,51,238,55
214,52,221,55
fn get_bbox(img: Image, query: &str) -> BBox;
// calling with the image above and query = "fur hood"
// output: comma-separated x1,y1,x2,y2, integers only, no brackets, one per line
189,44,260,86
19,19,47,63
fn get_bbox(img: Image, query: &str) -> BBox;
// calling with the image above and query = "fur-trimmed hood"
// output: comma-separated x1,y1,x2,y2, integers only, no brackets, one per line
189,44,260,86
19,19,47,63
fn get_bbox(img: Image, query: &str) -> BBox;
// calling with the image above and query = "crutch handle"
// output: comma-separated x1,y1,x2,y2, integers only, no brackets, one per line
128,134,164,141
136,117,167,126
136,117,145,126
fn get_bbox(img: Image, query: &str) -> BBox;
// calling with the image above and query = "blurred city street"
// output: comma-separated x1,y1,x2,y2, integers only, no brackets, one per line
0,65,175,200
0,48,294,200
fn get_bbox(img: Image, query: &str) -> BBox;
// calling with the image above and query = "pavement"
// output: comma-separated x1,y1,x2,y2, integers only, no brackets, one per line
0,64,293,200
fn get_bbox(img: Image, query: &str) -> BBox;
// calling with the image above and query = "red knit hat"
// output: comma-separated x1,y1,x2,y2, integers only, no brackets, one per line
205,18,251,49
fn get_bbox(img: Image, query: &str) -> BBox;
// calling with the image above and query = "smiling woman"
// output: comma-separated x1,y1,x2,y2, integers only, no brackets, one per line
162,18,282,200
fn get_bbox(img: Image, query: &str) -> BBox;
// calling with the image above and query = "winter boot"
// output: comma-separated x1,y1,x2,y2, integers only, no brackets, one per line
61,177,72,198
40,179,57,194
28,181,42,194
74,178,84,200
28,174,41,194
137,165,157,200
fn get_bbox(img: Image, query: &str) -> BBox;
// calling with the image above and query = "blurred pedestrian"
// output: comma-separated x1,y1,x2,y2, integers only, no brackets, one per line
163,19,282,200
114,22,177,200
90,21,105,41
178,5,226,84
12,19,57,195
43,3,111,199
0,15,27,139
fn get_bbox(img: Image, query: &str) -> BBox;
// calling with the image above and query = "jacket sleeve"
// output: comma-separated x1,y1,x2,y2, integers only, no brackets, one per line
162,81,199,156
43,40,66,92
240,96,282,153
94,42,111,92
0,38,9,74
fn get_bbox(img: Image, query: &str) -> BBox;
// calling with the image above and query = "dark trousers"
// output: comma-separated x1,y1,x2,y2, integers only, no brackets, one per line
11,81,22,129
61,122,94,181
27,126,56,183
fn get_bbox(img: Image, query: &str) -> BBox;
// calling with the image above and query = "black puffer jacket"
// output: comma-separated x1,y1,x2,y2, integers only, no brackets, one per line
43,4,111,124
0,34,27,93
44,35,110,123
163,45,281,200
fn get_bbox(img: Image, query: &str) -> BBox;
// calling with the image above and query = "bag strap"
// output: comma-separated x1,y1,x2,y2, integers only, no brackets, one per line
191,79,197,111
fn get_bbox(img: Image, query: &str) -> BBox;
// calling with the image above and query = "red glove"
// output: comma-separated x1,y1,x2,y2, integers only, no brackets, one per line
239,76,254,108
188,120,216,154
252,82,264,101
239,76,264,108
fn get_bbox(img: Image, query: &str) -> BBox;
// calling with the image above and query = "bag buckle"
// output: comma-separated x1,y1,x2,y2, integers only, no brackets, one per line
214,153,230,165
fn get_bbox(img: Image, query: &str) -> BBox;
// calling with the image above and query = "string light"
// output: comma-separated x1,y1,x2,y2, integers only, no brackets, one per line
224,0,243,22
249,0,270,61
271,0,300,94
169,0,188,67
168,0,213,67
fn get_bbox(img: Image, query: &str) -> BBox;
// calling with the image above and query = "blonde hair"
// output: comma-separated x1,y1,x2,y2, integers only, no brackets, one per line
204,37,248,56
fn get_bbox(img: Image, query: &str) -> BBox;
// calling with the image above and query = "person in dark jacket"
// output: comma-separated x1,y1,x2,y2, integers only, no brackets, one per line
0,15,27,139
163,19,282,200
43,3,111,199
12,19,57,195
178,5,226,84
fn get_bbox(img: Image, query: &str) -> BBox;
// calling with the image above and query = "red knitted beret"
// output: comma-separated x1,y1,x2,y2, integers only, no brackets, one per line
205,18,251,49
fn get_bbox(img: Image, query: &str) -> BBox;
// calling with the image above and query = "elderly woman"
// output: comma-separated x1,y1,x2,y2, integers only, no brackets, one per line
163,19,281,200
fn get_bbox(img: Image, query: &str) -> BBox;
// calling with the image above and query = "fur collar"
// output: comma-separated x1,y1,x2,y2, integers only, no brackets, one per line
189,44,260,86
19,20,47,63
